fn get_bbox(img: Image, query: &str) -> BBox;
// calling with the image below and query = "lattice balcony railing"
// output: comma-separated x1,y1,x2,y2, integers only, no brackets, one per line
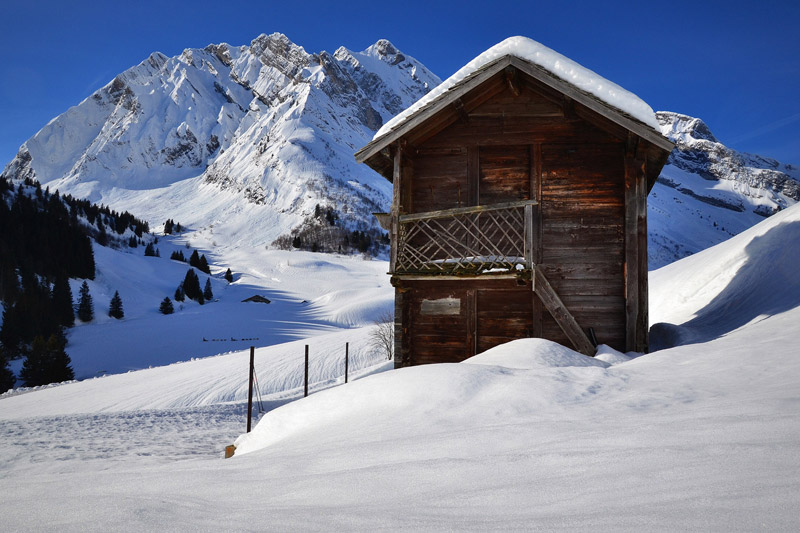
393,199,538,274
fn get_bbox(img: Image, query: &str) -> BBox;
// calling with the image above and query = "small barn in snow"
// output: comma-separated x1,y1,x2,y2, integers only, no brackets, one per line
355,37,674,367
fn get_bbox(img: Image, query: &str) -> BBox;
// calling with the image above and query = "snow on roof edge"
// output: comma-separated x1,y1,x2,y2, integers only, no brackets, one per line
372,36,660,143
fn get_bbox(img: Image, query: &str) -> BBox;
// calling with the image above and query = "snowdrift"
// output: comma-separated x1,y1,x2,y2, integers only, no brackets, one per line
650,201,800,348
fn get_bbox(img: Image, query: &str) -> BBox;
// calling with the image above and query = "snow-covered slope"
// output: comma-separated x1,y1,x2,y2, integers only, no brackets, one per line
10,235,392,382
649,200,800,348
3,202,800,528
0,34,439,251
648,111,800,268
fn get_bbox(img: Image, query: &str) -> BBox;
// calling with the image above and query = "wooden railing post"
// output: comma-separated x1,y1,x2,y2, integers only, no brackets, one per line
524,202,533,270
345,342,349,384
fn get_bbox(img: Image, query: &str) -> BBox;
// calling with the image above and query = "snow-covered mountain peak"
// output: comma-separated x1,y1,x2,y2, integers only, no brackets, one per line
658,111,718,144
0,33,439,252
363,39,404,63
248,32,312,74
648,110,800,268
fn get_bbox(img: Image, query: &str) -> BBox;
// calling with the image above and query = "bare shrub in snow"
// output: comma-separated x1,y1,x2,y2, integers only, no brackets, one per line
370,311,394,360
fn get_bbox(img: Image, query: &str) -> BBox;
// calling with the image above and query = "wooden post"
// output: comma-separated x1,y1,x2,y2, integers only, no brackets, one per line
304,345,309,397
394,287,405,369
246,346,254,433
345,342,349,384
530,143,543,339
636,164,649,353
390,143,404,273
624,154,644,352
524,203,533,270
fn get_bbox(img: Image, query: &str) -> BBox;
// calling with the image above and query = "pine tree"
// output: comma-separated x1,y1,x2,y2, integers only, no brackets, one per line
203,278,213,301
128,236,138,248
19,333,74,387
159,297,174,315
189,250,201,270
108,291,124,319
76,281,94,322
0,348,15,392
51,274,74,327
96,222,108,246
224,268,233,283
182,269,201,301
198,254,210,274
174,283,185,302
144,242,156,257
0,302,22,358
0,264,19,302
164,219,174,234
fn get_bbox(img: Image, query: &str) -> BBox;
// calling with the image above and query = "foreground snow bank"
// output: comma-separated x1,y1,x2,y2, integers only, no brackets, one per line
650,201,800,348
234,338,615,455
463,338,608,369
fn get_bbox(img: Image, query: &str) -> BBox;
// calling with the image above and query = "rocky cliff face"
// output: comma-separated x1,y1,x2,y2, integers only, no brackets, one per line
648,112,799,268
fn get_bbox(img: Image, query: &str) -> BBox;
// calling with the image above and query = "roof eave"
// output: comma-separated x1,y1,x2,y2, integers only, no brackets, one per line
355,54,675,171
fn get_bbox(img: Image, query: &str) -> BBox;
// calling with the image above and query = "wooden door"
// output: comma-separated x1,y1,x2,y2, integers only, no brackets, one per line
475,288,535,354
408,286,474,365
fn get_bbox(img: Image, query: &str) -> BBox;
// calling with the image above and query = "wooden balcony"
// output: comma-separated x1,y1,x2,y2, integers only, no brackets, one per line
390,199,538,275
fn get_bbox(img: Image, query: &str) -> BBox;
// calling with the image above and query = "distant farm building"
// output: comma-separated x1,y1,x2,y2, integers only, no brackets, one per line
356,37,674,367
242,295,271,304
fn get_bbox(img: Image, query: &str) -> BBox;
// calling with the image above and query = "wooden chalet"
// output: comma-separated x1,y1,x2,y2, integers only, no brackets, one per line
355,39,674,367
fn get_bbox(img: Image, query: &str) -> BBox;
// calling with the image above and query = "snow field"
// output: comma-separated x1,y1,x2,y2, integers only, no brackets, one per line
2,199,800,530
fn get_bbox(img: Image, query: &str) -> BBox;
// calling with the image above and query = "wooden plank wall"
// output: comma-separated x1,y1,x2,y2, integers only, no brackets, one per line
401,279,535,365
395,72,633,364
540,142,626,349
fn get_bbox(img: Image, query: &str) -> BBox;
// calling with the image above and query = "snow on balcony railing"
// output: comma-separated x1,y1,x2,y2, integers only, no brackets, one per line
393,200,537,274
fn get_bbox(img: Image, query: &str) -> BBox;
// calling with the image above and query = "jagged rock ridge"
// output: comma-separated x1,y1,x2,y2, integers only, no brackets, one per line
0,33,440,251
649,112,799,268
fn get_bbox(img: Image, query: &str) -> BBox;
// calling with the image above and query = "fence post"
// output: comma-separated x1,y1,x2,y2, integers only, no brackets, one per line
345,342,349,384
247,346,254,433
304,345,309,397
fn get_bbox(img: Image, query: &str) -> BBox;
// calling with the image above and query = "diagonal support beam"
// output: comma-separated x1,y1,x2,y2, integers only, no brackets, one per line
533,266,595,356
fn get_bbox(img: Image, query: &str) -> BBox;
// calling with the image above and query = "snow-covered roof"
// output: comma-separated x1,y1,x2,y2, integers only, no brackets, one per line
364,36,665,155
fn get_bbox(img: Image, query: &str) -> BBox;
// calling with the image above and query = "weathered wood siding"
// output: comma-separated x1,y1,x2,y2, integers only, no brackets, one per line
393,69,643,365
399,278,535,365
539,142,626,348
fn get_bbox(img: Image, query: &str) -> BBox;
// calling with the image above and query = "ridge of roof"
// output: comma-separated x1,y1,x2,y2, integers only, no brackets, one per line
356,36,673,164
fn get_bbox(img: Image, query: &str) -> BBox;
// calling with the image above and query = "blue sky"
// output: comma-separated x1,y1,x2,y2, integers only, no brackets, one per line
1,0,799,166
